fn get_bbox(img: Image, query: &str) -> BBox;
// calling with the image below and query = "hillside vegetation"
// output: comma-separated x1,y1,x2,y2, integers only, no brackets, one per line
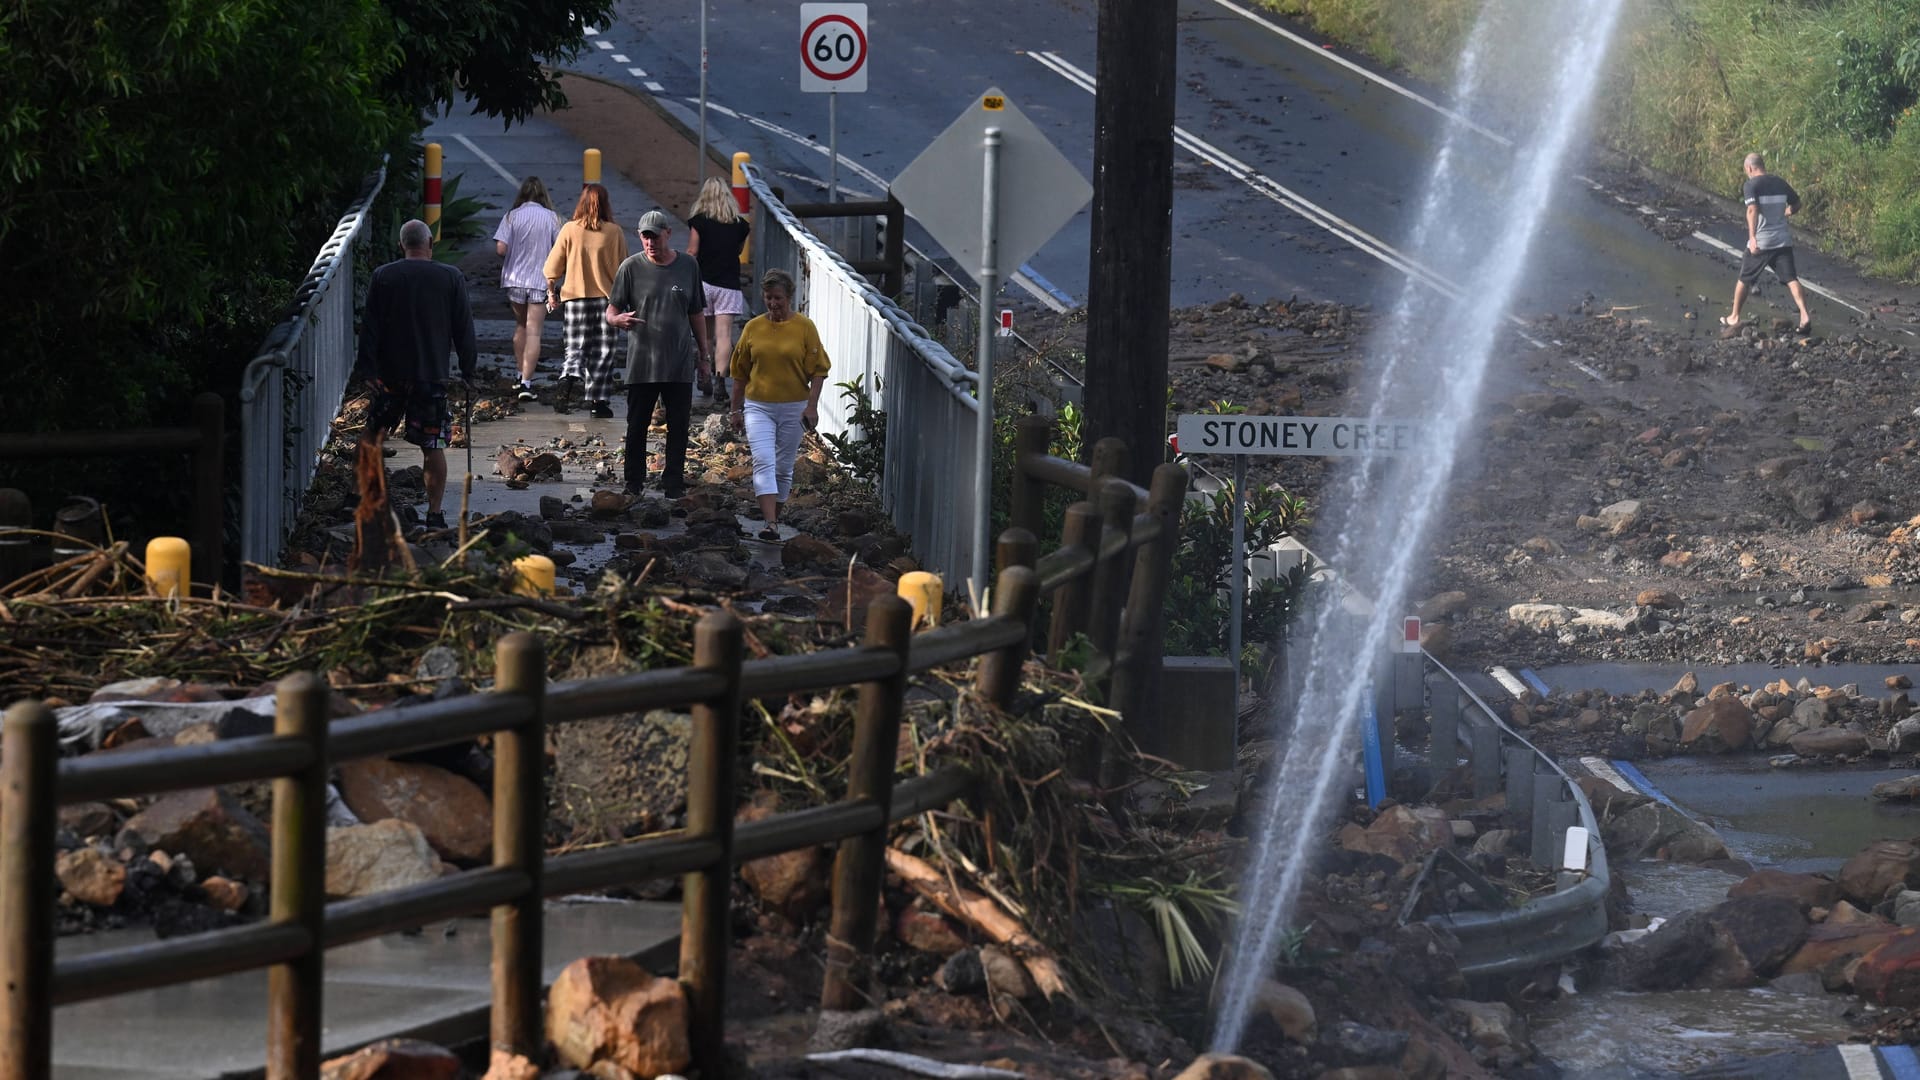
1263,0,1920,279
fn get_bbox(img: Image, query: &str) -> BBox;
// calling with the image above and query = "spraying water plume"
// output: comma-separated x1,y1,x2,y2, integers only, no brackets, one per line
1211,0,1626,1051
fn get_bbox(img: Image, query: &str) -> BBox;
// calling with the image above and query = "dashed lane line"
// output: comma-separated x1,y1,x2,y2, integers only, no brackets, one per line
1202,0,1512,148
1839,1044,1884,1080
594,40,612,51
1028,50,1594,375
627,67,648,78
611,53,630,63
644,81,666,92
449,133,519,187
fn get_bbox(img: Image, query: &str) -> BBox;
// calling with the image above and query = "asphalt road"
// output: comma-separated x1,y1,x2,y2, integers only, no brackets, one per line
579,0,1900,334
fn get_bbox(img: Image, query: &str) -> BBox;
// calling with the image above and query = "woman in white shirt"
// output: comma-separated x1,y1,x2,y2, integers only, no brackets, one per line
493,177,562,400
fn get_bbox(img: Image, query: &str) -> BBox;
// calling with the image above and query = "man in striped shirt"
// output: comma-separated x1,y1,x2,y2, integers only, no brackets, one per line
1721,153,1813,336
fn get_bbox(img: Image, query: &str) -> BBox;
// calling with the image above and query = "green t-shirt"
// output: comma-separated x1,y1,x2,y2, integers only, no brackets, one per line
609,252,705,385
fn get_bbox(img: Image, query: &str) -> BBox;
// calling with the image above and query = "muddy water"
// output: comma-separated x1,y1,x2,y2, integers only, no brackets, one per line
1530,759,1917,1075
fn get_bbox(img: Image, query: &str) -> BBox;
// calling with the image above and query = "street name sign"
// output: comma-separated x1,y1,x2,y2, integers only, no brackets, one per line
890,87,1092,287
1175,414,1418,456
800,3,868,93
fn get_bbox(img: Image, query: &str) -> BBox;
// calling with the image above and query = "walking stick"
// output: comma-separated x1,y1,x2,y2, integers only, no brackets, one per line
464,382,474,481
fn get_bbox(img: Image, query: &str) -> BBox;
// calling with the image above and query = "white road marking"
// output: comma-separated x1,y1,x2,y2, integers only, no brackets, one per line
1838,1044,1884,1080
595,40,613,51
1577,756,1635,793
645,81,666,92
1202,0,1512,147
584,25,599,36
627,66,649,78
449,133,519,186
612,53,629,63
1487,665,1529,698
1030,51,1583,370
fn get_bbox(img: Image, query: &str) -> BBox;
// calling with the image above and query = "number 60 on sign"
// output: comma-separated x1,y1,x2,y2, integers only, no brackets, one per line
800,3,868,93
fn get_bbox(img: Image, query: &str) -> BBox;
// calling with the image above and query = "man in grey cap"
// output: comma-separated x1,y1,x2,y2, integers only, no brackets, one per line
607,210,708,498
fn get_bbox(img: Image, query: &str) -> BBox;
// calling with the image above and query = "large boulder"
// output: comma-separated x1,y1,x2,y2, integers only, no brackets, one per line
550,709,690,842
1728,869,1841,914
1171,1056,1275,1080
547,955,691,1077
1892,716,1920,755
1696,896,1809,985
1253,979,1316,1043
122,788,271,883
1853,931,1920,1006
1604,801,1729,863
1763,697,1833,748
1838,840,1920,907
1679,697,1754,752
1788,728,1870,757
320,1038,460,1080
1335,804,1452,864
1783,921,1904,989
1872,776,1920,802
325,820,441,899
337,758,493,864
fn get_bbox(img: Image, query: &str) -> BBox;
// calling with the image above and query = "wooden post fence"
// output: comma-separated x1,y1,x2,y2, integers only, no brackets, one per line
681,612,746,1075
266,673,330,1078
491,633,547,1057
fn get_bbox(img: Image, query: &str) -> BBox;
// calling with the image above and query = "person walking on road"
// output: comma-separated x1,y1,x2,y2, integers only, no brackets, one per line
686,176,752,403
729,269,829,541
1721,152,1813,337
354,219,478,530
607,210,708,499
494,176,561,401
543,182,628,417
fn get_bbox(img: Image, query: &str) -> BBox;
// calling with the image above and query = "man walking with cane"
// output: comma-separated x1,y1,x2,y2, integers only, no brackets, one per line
355,218,478,530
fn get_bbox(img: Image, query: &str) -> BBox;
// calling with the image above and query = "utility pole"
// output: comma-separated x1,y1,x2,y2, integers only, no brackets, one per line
1085,0,1176,488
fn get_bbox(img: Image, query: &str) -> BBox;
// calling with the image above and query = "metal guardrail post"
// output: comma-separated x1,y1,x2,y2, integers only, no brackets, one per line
1085,478,1138,667
1531,773,1569,869
1010,416,1051,538
1047,502,1101,661
823,597,913,1010
0,702,55,1080
491,633,547,1057
682,613,746,1075
1112,463,1186,745
976,566,1042,709
1470,717,1502,799
1428,678,1461,773
266,673,329,1079
190,392,225,589
1505,747,1537,825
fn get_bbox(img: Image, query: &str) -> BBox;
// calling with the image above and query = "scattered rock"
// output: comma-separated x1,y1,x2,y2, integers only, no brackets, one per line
481,1050,542,1080
1839,841,1920,908
781,533,845,569
324,819,441,899
122,788,271,883
337,758,493,864
56,848,126,907
1252,979,1316,1043
979,944,1036,1000
199,875,250,912
1605,801,1729,863
1171,1055,1275,1080
935,947,986,995
808,1008,887,1053
1419,591,1471,619
1728,869,1840,914
1850,930,1920,1006
736,793,828,924
1636,588,1684,610
1787,728,1870,757
1445,999,1527,1052
895,902,968,956
1872,776,1920,802
1679,696,1753,752
546,955,692,1077
320,1038,460,1080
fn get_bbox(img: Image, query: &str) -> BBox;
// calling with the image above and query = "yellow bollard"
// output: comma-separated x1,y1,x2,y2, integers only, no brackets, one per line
583,148,602,187
424,142,443,243
145,537,191,599
731,152,753,267
512,554,556,598
897,571,943,630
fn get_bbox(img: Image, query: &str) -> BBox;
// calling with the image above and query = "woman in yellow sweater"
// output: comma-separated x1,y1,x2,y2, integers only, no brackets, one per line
541,183,628,418
729,269,831,541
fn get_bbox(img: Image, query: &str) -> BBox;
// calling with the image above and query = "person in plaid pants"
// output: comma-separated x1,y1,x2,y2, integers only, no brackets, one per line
542,183,628,418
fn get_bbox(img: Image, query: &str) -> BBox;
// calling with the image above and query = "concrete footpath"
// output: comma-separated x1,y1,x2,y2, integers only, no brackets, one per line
53,900,680,1078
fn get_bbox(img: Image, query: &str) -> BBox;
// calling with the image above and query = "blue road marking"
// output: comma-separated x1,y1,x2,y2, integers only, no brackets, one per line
1880,1044,1920,1080
1518,668,1552,696
1608,759,1691,816
1015,262,1078,310
1361,699,1386,809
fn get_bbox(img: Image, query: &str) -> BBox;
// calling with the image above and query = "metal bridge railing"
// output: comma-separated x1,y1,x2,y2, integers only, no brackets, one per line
745,163,980,581
238,166,388,569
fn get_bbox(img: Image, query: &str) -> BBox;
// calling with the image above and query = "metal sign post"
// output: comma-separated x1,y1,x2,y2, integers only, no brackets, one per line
829,92,839,203
1228,452,1247,694
698,0,708,187
971,128,1002,604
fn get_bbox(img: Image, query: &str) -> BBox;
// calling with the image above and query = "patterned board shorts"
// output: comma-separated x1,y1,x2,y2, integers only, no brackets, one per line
702,282,748,316
367,378,452,450
506,286,548,305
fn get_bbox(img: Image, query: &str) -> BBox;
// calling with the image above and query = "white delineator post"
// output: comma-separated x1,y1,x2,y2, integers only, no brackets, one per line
971,127,1002,605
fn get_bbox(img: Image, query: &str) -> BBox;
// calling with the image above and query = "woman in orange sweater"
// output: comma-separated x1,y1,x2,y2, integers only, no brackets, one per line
542,183,628,418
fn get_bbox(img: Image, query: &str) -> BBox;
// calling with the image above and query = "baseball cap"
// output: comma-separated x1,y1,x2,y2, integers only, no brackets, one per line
638,210,671,237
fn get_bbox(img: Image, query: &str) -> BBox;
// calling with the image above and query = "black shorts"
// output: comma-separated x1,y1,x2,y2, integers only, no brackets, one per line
1739,246,1797,287
367,378,452,450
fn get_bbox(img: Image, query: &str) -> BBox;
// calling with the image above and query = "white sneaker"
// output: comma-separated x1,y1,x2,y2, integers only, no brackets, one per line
516,382,537,401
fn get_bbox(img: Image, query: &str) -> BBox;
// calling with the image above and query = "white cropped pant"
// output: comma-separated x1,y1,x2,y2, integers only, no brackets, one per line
744,399,807,500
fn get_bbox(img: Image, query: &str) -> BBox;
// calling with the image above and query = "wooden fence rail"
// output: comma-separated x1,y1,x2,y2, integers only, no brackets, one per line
0,419,1183,1079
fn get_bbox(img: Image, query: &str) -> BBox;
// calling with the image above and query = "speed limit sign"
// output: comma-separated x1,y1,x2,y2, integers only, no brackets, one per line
800,3,868,93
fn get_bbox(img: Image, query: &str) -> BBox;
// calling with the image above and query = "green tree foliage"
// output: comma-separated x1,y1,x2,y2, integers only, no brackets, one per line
383,0,614,123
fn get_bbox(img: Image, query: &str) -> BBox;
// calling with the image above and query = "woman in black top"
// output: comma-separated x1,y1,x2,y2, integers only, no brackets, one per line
686,177,752,401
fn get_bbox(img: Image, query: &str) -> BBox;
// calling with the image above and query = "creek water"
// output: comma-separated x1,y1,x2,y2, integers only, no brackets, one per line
1209,0,1628,1051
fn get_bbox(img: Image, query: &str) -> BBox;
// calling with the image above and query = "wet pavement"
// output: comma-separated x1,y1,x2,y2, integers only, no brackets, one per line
52,899,678,1079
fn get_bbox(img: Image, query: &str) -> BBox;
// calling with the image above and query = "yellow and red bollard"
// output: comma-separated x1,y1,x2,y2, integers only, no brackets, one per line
732,152,752,269
583,148,602,189
423,142,443,243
